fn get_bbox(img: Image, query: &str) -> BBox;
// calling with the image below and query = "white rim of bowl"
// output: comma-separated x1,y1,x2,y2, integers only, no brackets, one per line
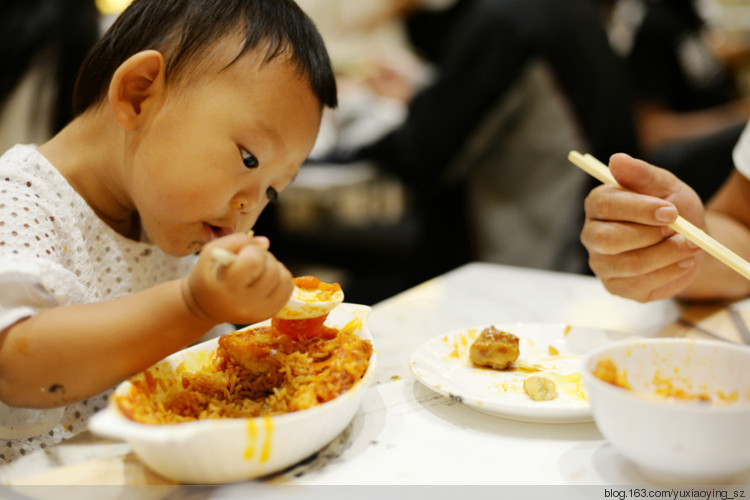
581,337,750,413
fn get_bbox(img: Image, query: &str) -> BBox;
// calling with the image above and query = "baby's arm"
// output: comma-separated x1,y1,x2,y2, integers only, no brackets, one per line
0,232,292,408
580,153,750,302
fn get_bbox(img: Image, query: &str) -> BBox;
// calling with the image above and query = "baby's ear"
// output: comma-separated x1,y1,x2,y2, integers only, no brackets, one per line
108,50,166,130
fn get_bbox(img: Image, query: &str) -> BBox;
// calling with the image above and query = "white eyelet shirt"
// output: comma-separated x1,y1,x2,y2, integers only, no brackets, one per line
0,144,196,462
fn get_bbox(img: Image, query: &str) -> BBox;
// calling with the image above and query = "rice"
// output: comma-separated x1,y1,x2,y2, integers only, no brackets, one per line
115,322,373,424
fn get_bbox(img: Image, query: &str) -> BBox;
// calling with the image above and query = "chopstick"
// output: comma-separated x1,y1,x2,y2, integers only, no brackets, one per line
568,150,750,282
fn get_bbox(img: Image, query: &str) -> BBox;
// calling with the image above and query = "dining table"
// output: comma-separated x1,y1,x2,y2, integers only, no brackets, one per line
2,261,750,497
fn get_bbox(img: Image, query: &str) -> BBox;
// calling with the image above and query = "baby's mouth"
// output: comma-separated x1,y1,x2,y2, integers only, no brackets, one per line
203,223,234,241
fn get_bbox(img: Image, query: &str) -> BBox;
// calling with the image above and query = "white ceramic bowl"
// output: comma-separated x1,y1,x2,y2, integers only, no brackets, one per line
89,303,376,484
582,338,750,484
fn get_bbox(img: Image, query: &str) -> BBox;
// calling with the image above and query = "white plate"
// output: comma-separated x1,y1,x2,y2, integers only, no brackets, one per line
409,322,635,424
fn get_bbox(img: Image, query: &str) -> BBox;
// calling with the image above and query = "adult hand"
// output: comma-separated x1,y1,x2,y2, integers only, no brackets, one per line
581,153,704,302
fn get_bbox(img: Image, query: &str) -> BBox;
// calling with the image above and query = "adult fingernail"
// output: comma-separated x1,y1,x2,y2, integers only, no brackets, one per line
655,207,677,223
678,258,694,269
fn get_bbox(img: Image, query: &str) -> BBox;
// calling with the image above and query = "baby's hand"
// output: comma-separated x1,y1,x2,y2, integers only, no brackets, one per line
580,153,704,302
182,233,294,325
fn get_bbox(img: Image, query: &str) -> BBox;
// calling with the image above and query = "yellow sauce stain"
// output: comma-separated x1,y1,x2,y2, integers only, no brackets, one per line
652,371,710,402
549,372,587,401
595,359,740,405
511,362,543,374
341,316,364,334
245,417,273,463
592,358,631,389
261,417,273,463
548,345,559,356
718,391,739,404
446,329,475,359
563,325,572,336
245,419,258,460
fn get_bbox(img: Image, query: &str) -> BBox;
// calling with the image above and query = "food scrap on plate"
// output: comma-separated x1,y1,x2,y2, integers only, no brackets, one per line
468,325,569,402
469,326,520,370
409,322,599,423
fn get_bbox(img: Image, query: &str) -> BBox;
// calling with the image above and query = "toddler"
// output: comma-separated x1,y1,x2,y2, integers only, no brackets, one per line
0,0,336,461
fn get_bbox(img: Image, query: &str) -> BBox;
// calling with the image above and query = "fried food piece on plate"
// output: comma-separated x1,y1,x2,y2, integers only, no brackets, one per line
523,375,558,401
469,326,520,370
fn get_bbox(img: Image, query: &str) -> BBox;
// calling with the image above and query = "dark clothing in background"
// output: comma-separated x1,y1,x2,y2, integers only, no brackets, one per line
0,0,100,135
356,0,638,186
625,0,744,201
628,0,736,112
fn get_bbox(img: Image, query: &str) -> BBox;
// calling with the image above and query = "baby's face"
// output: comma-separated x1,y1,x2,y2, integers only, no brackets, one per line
125,47,322,256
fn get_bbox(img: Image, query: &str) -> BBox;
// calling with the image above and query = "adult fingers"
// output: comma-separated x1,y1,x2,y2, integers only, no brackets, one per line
588,233,700,280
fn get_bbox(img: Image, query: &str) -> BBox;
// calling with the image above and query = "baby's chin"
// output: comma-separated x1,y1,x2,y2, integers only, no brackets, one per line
150,237,203,257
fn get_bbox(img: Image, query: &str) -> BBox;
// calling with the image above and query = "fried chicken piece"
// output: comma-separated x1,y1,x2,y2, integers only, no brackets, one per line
469,326,519,370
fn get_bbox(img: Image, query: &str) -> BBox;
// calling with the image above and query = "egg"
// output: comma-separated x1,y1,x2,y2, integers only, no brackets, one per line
275,276,344,320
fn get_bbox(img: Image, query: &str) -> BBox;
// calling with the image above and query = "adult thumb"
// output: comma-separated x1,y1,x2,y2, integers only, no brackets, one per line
608,153,686,200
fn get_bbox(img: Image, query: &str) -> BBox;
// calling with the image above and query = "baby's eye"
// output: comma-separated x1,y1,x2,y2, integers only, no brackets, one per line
241,148,259,169
266,186,278,202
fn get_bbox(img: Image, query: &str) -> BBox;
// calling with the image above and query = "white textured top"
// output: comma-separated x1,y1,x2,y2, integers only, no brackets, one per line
0,144,195,462
733,120,750,179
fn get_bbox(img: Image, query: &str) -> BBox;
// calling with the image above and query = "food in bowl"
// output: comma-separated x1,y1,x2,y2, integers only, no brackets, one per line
117,320,372,424
582,338,750,484
469,326,520,370
591,357,733,403
89,302,376,484
116,275,371,424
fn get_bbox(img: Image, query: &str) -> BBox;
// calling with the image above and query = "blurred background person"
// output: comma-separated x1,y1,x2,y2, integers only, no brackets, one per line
272,0,637,303
608,0,750,201
0,0,100,152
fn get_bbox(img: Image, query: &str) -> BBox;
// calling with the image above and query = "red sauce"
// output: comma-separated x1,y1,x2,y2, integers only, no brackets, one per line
271,316,337,341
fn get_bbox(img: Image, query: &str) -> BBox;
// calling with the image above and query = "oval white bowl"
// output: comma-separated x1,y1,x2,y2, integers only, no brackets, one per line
582,338,750,484
89,303,376,484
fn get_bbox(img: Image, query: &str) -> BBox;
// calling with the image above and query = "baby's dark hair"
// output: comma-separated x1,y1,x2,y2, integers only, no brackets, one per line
72,0,337,115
